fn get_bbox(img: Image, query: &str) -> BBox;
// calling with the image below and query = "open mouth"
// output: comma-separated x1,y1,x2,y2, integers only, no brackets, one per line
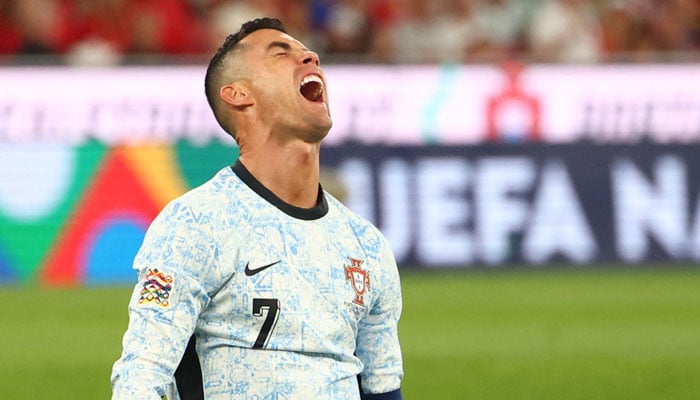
300,74,324,103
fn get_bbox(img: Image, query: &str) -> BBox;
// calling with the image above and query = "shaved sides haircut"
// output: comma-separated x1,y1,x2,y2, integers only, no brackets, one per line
204,17,287,139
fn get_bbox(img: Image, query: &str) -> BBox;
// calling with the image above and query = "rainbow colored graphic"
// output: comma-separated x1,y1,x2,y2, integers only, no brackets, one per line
0,140,238,286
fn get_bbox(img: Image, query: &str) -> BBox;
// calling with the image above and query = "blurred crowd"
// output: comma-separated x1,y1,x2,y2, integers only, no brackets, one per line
1,0,699,65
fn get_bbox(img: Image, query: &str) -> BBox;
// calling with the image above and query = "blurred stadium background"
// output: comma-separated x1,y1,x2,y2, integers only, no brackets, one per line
1,0,700,398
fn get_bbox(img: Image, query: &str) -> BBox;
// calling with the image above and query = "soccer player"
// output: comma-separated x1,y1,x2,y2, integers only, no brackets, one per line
110,17,404,400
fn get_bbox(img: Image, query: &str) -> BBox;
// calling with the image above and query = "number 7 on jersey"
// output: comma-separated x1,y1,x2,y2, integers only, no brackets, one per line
252,298,280,349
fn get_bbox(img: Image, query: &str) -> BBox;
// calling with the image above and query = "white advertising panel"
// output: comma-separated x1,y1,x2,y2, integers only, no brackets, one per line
2,64,700,145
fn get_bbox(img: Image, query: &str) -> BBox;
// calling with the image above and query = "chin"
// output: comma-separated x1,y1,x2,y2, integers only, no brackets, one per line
310,129,331,143
306,117,333,140
302,124,331,144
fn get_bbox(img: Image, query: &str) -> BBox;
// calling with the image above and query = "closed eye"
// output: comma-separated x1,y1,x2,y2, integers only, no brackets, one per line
267,41,292,56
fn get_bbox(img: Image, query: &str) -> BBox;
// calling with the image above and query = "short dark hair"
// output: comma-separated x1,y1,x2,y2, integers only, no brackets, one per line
204,17,287,139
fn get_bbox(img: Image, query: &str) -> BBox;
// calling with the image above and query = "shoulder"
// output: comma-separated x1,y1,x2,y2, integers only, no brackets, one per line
150,167,243,231
326,192,384,239
325,192,394,261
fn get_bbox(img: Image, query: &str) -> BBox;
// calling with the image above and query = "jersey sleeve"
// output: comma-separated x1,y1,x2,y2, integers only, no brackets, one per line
111,201,218,399
356,232,404,395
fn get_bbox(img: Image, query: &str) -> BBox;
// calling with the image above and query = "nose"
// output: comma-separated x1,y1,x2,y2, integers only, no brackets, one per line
301,51,320,67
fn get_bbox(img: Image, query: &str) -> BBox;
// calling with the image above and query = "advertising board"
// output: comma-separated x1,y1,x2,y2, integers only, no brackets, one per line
2,65,699,284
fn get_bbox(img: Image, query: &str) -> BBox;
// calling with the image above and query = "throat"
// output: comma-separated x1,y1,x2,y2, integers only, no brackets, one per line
240,155,320,209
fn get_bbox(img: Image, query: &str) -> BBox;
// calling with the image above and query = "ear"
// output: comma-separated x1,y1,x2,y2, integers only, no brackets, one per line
220,83,254,108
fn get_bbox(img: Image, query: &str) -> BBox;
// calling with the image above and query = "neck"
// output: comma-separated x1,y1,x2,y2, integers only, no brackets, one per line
238,142,321,208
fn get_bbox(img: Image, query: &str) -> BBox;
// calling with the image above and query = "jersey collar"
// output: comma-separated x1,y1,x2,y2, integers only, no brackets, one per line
231,160,329,220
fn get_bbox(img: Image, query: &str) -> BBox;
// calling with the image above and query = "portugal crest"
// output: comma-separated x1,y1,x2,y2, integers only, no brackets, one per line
345,258,370,306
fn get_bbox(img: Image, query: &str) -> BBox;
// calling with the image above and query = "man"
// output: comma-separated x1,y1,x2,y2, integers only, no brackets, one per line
111,17,404,400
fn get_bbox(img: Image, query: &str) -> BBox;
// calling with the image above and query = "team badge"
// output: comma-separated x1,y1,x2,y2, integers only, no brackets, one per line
138,268,174,308
345,258,370,306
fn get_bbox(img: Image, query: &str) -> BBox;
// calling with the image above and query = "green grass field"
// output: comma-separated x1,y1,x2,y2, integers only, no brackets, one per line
1,267,699,399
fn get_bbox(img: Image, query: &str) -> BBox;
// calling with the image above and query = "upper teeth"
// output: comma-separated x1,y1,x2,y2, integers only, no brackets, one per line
302,75,323,87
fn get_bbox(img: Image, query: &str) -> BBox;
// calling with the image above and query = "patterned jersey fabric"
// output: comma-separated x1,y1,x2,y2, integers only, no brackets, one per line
111,161,404,399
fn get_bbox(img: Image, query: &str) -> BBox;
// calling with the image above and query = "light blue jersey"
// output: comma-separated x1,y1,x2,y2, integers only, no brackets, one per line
111,161,403,400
